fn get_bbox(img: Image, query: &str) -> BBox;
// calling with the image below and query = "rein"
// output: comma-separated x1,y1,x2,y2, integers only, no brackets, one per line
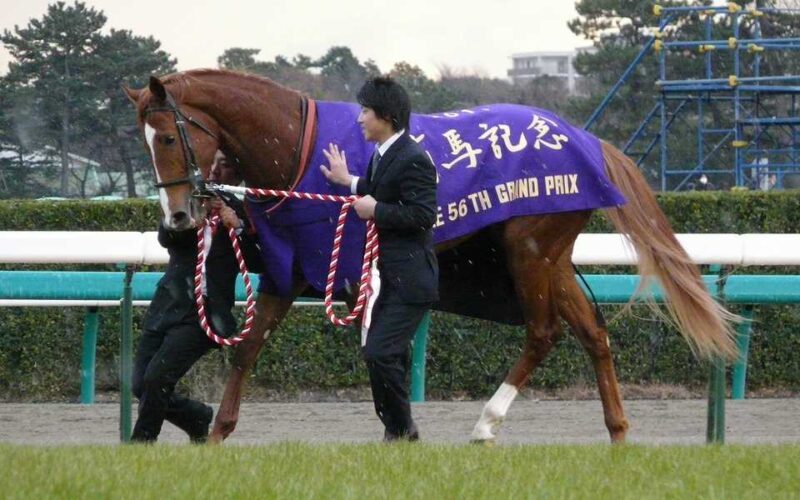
145,89,316,199
144,92,218,194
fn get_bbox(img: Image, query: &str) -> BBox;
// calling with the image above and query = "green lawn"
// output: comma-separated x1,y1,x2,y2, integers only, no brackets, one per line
1,443,798,499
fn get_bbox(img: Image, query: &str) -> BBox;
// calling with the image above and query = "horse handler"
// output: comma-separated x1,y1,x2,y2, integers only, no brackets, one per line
131,151,263,443
321,77,439,441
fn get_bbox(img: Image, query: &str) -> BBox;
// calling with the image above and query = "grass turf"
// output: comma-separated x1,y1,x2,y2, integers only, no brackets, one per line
1,442,798,499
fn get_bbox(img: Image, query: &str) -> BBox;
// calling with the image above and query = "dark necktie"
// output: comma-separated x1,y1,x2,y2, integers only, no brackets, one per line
370,150,381,182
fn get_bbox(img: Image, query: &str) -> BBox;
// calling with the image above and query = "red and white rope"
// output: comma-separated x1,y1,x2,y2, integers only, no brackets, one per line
196,185,379,346
195,213,256,346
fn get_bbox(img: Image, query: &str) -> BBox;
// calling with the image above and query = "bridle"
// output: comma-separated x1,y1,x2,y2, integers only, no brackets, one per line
143,86,315,202
143,90,219,196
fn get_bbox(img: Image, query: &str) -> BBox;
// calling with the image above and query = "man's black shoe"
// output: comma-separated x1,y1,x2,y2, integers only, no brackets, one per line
187,404,213,444
383,422,419,442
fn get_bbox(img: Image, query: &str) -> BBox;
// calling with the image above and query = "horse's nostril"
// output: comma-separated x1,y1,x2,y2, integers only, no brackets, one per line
172,211,188,224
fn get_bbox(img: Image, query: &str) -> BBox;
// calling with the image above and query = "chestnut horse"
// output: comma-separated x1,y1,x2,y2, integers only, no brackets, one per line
124,69,737,444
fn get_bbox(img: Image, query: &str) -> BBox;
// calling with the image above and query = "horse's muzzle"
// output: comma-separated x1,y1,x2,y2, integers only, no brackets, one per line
169,211,193,231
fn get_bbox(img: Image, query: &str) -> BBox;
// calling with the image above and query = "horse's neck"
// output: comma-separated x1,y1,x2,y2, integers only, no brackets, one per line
191,78,301,189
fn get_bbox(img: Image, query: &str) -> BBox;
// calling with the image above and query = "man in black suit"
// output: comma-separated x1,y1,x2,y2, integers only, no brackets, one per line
131,151,263,443
321,77,439,441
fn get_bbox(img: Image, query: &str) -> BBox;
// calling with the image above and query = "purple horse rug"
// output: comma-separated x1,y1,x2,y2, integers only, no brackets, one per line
247,101,626,316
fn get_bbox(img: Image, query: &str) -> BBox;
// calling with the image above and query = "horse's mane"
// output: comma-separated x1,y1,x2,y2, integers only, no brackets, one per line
160,68,301,98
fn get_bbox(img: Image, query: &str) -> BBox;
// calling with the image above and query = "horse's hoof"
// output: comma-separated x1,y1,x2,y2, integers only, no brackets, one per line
470,438,496,447
470,424,497,442
610,434,627,444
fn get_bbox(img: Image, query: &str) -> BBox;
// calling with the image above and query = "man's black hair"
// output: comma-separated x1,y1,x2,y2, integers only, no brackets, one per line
356,76,411,132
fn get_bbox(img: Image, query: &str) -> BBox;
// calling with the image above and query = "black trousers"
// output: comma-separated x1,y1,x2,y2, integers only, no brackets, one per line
362,288,430,436
131,321,217,441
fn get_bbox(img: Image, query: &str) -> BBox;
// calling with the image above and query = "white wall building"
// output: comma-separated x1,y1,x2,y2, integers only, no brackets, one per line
508,47,595,93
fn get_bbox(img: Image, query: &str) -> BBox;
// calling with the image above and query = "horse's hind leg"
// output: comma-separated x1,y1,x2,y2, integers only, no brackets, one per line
470,269,561,441
552,259,629,442
209,285,305,443
471,215,580,442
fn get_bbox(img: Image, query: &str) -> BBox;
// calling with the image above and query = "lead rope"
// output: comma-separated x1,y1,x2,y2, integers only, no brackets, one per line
195,213,256,346
195,187,379,346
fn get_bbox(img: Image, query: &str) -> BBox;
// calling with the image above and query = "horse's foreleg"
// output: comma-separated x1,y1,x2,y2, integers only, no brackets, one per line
553,262,629,442
209,288,302,443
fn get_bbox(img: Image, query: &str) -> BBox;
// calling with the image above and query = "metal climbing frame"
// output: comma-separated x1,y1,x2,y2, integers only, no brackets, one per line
586,2,800,190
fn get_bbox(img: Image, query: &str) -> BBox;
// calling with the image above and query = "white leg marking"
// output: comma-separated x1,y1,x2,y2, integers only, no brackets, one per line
144,124,171,223
471,382,519,441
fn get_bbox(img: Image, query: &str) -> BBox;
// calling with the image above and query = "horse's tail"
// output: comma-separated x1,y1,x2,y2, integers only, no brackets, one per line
600,141,738,360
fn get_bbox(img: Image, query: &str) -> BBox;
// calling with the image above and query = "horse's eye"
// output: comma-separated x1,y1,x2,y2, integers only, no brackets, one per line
161,135,176,145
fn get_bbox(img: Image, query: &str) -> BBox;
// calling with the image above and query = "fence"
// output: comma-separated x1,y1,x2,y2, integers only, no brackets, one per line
1,231,799,443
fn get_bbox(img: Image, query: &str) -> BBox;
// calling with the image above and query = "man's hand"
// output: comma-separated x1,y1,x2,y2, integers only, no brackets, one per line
219,205,243,230
353,195,377,220
208,197,225,211
320,143,353,187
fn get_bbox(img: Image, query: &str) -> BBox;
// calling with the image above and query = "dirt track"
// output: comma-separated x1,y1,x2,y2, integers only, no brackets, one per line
1,399,798,445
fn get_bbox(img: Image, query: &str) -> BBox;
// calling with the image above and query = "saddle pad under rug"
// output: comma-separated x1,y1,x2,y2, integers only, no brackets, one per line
247,101,626,297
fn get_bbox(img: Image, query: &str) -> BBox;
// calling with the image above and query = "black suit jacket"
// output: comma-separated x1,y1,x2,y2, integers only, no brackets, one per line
143,192,264,335
355,133,439,304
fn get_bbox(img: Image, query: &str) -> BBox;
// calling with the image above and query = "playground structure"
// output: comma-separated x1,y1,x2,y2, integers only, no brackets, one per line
586,2,800,190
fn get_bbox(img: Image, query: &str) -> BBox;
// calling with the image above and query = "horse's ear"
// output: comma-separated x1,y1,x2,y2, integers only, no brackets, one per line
149,76,167,102
122,85,141,106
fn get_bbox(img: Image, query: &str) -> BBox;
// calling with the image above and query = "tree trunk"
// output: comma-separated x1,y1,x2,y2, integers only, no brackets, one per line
15,149,25,196
60,109,70,196
108,103,136,198
122,145,137,198
60,55,71,197
115,124,137,198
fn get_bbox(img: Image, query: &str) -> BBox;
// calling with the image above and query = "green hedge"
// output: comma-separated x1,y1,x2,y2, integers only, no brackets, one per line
1,192,799,401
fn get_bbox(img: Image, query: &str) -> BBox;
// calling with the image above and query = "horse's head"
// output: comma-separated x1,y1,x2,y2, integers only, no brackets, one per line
124,76,221,230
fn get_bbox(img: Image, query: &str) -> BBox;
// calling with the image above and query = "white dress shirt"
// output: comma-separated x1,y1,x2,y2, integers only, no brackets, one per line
349,129,405,194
